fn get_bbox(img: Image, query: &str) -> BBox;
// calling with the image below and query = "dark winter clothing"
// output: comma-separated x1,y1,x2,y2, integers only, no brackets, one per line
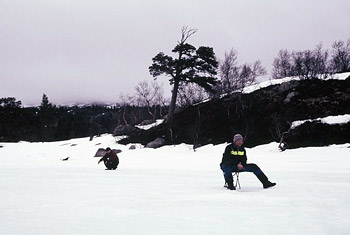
100,151,119,170
226,181,235,190
220,143,275,189
220,143,247,168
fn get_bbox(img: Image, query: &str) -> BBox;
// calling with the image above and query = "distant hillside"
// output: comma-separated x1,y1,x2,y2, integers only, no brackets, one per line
120,75,350,149
0,104,167,142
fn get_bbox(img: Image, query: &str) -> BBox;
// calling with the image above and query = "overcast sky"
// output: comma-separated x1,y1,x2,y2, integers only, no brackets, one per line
1,0,349,106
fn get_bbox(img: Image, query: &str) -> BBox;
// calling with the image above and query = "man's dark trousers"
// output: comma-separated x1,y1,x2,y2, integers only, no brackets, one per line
221,162,265,183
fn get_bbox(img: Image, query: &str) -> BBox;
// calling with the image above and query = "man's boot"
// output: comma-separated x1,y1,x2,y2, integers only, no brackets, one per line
226,181,236,190
263,181,276,189
257,173,276,189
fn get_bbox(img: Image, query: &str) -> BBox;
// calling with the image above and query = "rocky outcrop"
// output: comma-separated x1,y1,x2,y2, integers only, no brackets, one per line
284,121,350,148
113,124,140,136
145,138,165,148
284,91,300,103
94,148,107,158
119,78,350,149
129,145,136,150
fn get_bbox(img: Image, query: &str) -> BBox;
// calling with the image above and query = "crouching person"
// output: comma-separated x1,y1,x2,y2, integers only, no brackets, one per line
220,134,276,190
98,147,119,170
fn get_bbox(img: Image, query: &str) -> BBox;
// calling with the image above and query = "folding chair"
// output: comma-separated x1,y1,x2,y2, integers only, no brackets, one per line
233,172,241,189
224,172,241,189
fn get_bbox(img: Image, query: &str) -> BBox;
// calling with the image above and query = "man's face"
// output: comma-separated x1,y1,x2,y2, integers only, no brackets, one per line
235,139,243,147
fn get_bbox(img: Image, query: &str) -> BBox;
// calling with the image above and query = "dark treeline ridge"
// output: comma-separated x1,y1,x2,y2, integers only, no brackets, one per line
0,96,167,142
120,78,350,149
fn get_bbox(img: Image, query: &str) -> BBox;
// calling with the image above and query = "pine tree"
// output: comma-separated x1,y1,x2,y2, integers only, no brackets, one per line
40,93,53,110
39,93,55,141
149,26,218,122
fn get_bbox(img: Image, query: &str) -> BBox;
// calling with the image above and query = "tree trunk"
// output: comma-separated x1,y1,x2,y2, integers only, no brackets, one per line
152,106,157,121
147,107,154,120
159,105,163,118
167,79,180,122
122,106,128,125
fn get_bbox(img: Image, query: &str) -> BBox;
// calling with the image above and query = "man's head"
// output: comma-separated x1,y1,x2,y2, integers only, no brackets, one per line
233,134,243,147
106,147,112,153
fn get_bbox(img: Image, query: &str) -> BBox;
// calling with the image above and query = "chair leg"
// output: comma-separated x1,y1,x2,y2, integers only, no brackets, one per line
224,172,241,189
233,172,241,189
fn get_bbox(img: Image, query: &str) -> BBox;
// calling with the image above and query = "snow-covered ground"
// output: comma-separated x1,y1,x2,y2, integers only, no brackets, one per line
0,135,349,235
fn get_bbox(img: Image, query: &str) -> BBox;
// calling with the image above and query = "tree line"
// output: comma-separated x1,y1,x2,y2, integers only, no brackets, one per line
272,39,350,79
0,95,167,142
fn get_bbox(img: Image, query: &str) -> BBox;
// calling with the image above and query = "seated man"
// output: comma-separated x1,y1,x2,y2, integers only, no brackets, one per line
98,147,119,170
220,134,276,190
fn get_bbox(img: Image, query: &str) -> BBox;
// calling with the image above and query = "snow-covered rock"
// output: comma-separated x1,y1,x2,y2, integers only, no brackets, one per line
291,114,350,129
136,119,164,130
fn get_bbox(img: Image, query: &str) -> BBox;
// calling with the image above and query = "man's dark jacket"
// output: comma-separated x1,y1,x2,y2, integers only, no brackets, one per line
101,151,119,165
220,143,247,168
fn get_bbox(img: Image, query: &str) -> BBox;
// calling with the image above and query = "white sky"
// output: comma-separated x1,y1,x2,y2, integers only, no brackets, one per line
1,0,349,106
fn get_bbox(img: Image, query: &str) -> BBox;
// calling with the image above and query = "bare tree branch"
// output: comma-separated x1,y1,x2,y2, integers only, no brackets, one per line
178,26,198,44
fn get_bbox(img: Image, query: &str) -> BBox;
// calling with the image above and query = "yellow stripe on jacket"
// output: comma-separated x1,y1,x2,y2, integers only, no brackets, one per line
230,151,245,156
